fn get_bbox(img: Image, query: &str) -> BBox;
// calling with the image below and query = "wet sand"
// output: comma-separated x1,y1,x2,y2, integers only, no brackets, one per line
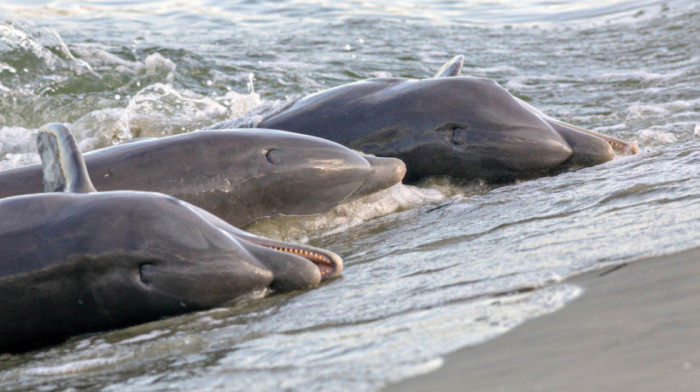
387,247,700,392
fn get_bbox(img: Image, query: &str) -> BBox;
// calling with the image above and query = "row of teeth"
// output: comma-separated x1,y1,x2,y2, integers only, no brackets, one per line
268,246,333,266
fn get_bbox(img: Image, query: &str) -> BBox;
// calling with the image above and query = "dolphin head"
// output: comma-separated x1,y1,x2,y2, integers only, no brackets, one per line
396,76,637,181
409,55,639,181
0,191,343,352
206,129,405,216
1,192,343,309
84,192,344,303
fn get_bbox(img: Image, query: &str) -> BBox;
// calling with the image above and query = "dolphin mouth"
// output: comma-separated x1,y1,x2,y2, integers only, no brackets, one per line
245,236,344,279
181,203,344,281
551,119,640,155
265,244,341,279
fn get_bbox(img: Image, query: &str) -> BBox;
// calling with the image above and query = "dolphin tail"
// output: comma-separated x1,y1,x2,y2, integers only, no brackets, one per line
36,123,97,193
434,55,465,78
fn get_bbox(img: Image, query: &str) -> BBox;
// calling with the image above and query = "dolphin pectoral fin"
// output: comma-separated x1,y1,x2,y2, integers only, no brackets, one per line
36,123,97,193
434,55,465,78
347,155,406,200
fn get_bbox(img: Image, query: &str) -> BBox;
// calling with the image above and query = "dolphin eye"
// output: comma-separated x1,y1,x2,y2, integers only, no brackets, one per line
265,149,281,164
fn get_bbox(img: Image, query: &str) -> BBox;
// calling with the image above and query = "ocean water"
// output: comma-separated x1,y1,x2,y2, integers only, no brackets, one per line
1,0,699,390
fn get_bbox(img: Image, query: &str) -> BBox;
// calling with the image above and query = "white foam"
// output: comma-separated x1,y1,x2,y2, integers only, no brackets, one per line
0,79,262,170
0,62,16,74
0,23,61,69
246,183,445,242
144,53,176,81
369,71,393,78
504,73,576,91
0,126,40,170
117,81,260,139
597,69,687,84
210,98,287,129
470,64,519,75
218,89,263,119
71,108,132,150
23,356,124,376
118,329,170,345
637,128,678,144
125,83,223,137
70,46,144,73
627,99,698,118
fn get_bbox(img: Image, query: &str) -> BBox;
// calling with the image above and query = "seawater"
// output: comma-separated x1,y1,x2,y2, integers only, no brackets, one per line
1,1,699,390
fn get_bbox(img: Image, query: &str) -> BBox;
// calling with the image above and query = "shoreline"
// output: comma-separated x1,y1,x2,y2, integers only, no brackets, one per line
386,247,700,392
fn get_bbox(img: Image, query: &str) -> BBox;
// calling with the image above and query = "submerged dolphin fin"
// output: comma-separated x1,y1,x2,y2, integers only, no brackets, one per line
36,123,97,193
434,55,465,78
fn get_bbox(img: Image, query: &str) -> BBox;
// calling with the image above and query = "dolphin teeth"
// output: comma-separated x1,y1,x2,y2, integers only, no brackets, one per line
267,245,337,278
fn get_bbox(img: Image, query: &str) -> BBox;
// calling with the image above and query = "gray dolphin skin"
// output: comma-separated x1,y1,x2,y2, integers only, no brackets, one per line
0,124,343,353
259,55,639,182
0,128,405,227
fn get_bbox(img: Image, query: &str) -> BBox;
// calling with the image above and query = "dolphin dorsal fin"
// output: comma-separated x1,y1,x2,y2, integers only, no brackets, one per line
36,123,97,193
434,55,465,78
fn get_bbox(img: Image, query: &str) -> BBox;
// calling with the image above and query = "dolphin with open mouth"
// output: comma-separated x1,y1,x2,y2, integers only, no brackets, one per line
0,124,343,353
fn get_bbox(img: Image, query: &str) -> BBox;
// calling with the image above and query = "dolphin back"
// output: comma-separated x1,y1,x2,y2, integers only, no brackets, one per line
36,123,96,193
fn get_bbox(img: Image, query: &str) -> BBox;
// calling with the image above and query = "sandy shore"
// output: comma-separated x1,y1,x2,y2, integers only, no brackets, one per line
386,247,700,392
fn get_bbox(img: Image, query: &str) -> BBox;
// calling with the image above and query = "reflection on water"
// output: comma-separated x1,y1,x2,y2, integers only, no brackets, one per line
1,0,699,390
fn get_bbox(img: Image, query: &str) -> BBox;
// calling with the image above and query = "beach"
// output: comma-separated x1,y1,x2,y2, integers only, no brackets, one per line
387,247,700,392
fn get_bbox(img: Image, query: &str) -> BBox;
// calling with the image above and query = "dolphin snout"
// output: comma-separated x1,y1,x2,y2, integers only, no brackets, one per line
548,120,614,168
348,155,406,200
236,230,343,289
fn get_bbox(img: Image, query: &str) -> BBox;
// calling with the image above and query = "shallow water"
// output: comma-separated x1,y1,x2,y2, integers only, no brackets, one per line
1,0,699,390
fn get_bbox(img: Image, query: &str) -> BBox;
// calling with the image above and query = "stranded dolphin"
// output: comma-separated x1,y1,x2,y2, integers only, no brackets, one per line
0,128,405,227
257,55,639,182
0,124,343,353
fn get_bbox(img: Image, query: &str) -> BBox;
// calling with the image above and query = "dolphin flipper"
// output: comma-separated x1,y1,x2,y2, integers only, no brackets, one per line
36,123,97,193
434,55,465,78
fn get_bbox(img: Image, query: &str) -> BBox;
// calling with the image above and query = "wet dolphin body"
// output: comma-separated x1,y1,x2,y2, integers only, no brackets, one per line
258,55,639,182
0,124,343,353
0,128,405,227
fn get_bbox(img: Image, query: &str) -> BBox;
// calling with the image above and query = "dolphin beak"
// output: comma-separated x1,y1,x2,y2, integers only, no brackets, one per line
515,97,640,157
236,231,344,279
547,118,640,156
547,120,615,167
347,155,406,200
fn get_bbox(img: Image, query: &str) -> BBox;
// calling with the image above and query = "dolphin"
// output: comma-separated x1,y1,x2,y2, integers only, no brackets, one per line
0,124,343,353
257,55,639,182
0,128,406,227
